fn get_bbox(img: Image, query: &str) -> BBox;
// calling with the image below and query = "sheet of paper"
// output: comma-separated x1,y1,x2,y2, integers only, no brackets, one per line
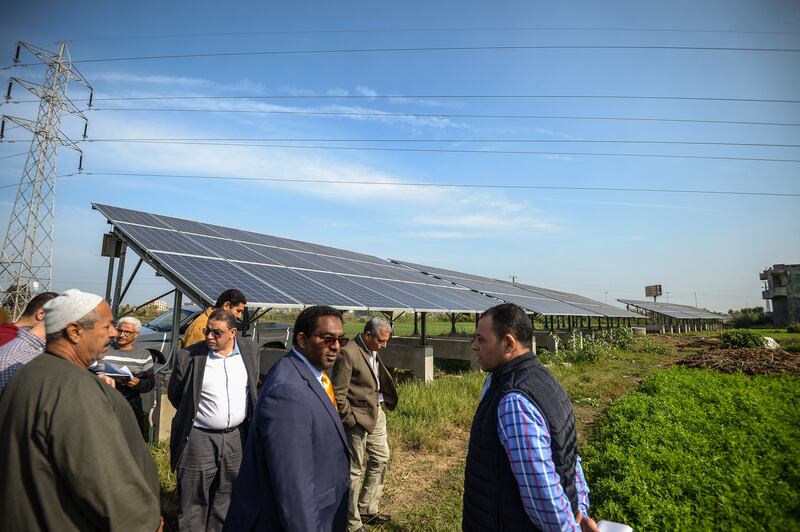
103,361,133,379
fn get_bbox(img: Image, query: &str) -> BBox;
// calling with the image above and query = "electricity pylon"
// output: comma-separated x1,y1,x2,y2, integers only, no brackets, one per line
0,41,92,320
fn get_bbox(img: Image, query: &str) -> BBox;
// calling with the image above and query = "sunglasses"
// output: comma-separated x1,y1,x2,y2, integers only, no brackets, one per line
314,333,349,347
203,327,229,339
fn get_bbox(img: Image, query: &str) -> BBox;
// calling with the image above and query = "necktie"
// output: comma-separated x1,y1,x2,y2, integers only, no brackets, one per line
321,373,337,409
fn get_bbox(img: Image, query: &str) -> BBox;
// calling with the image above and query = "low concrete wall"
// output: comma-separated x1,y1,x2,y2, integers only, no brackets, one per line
533,331,557,353
631,326,647,336
381,343,434,382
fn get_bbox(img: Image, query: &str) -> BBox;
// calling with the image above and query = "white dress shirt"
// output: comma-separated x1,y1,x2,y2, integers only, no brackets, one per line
194,339,248,430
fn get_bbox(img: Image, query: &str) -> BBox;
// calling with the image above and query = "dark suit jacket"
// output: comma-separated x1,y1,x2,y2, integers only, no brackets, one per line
331,334,398,433
223,351,350,532
167,337,260,471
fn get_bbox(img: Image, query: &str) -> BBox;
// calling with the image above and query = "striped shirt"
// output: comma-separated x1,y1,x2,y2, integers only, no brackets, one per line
0,327,45,394
483,376,590,531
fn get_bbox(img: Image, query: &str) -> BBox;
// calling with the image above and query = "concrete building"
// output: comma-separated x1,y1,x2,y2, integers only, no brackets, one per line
760,264,800,326
147,299,168,312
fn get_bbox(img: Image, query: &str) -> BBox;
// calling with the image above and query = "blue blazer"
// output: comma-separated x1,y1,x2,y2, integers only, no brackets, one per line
224,351,350,532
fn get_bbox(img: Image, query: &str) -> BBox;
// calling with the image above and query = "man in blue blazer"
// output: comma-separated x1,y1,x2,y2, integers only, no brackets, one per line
224,305,350,532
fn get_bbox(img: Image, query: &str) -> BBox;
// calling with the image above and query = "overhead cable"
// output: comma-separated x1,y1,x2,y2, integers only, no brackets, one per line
3,170,792,198
63,25,800,42
68,137,800,148
8,43,800,68
9,138,792,163
88,107,800,127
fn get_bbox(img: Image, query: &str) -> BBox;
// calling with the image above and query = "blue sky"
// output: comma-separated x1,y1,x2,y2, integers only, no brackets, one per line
1,0,798,313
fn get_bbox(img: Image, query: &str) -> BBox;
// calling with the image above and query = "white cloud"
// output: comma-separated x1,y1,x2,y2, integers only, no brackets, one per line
412,213,554,230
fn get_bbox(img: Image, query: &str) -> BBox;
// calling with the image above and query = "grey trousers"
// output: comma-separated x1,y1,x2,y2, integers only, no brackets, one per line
177,426,242,532
347,407,390,532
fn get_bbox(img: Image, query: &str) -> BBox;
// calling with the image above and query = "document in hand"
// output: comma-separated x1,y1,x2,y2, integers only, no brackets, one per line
103,361,134,379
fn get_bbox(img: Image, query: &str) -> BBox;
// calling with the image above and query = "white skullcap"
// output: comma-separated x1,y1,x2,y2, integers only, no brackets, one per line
44,289,105,335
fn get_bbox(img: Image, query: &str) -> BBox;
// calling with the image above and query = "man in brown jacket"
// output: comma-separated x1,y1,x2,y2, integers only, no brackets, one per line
332,317,398,531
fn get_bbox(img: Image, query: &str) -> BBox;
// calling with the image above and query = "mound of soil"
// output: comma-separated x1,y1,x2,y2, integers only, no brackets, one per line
677,348,800,376
676,337,721,349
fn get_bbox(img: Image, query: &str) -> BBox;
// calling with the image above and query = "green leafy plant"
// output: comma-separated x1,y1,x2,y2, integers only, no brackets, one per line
787,323,800,334
719,329,766,349
635,337,670,355
583,368,800,530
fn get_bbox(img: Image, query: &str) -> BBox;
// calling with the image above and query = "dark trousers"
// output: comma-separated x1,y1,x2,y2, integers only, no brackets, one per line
177,426,243,532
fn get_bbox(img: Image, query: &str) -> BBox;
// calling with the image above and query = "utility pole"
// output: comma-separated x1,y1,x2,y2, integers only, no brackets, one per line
509,275,517,284
0,41,92,320
694,291,698,308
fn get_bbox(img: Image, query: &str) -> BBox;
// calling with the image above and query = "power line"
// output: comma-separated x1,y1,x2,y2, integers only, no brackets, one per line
66,137,800,148
8,170,794,198
88,107,800,127
8,43,800,68
15,138,795,164
63,25,800,42
0,152,27,160
10,94,800,104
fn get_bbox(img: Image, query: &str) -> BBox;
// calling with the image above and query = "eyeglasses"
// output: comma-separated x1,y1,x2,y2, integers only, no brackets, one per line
203,327,228,339
313,333,349,347
118,330,138,336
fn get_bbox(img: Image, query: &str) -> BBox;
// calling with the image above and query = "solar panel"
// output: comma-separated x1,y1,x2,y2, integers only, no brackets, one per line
94,203,498,312
618,299,725,320
151,253,299,307
392,259,640,318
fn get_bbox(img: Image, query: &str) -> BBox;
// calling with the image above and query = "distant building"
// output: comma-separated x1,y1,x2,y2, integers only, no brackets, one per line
760,264,800,326
148,300,168,312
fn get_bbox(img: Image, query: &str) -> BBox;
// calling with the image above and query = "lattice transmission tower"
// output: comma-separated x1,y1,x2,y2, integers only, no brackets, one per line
0,41,92,319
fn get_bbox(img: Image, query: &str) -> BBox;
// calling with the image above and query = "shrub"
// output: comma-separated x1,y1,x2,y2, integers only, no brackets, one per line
635,337,670,355
787,323,800,333
595,327,635,350
564,334,612,363
719,329,766,349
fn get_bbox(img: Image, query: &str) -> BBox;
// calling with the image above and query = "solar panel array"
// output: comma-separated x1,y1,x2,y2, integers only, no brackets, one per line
618,299,726,320
93,204,499,313
392,260,640,318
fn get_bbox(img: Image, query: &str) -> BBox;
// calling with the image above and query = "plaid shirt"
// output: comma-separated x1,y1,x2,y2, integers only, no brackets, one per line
483,376,590,531
0,327,46,394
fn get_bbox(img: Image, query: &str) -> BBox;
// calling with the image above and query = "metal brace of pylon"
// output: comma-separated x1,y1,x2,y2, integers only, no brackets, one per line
0,41,92,320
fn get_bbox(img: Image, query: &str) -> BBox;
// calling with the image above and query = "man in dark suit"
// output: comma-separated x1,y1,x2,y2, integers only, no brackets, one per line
224,305,350,532
332,317,398,531
168,308,260,532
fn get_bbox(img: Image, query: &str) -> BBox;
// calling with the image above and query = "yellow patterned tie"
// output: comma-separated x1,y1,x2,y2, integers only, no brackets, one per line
321,373,337,408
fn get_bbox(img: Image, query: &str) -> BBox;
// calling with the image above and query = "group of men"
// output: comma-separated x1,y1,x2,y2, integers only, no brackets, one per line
0,284,598,532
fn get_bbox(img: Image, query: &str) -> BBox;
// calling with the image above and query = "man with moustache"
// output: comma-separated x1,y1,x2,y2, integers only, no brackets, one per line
225,305,350,532
0,289,161,531
168,308,260,532
463,303,598,532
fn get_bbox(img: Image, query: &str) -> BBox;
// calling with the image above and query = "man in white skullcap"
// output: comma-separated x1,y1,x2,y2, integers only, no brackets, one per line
0,289,162,532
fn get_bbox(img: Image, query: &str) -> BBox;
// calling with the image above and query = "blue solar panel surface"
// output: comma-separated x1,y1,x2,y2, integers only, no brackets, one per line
392,259,640,318
618,300,725,320
94,203,495,312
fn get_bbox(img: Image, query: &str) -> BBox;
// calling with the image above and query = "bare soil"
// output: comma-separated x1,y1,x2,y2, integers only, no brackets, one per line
677,348,800,376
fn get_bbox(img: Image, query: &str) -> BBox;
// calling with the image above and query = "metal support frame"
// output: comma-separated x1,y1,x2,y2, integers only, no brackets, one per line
118,258,143,306
419,312,428,346
413,312,418,336
110,241,127,317
115,288,177,320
